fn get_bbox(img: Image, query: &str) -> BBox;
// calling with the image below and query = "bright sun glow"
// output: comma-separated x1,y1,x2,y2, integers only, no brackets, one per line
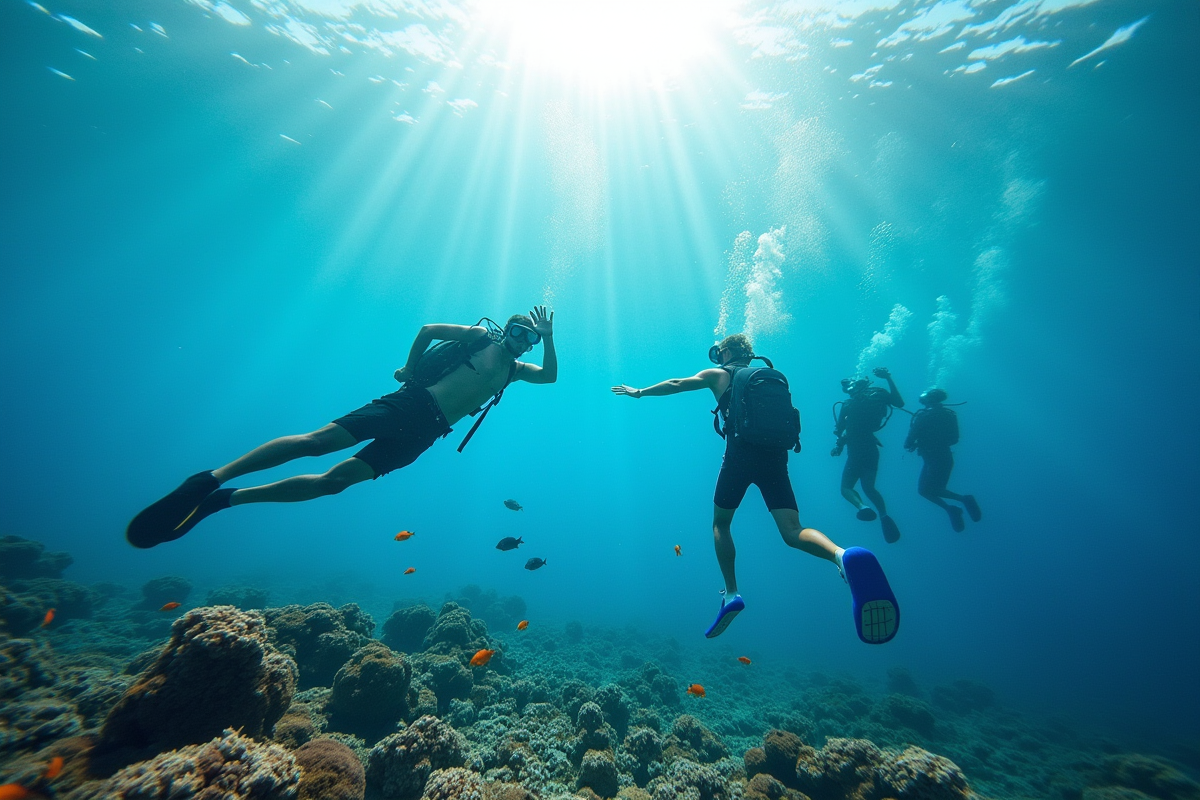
477,0,730,85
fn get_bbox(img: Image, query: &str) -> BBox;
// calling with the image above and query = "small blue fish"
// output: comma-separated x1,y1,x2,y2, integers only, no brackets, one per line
524,558,546,571
504,499,523,511
496,536,523,551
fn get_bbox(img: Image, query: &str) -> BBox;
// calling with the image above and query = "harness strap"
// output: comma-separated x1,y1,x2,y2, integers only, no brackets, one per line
456,360,518,453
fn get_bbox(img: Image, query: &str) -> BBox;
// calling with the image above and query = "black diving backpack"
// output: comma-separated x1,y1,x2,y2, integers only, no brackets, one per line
713,357,802,452
403,318,516,452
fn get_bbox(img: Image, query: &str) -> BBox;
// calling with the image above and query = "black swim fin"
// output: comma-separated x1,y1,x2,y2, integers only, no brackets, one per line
126,471,219,549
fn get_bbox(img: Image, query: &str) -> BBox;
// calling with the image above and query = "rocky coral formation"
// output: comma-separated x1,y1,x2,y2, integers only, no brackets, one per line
94,605,297,769
422,602,494,656
266,602,376,689
579,749,621,798
382,603,437,653
365,715,468,800
448,585,527,632
0,535,72,579
135,576,192,611
329,642,413,741
296,737,366,800
67,728,300,799
794,737,969,800
422,767,484,800
0,638,81,756
647,758,734,800
664,715,728,765
1,578,96,634
1094,754,1200,800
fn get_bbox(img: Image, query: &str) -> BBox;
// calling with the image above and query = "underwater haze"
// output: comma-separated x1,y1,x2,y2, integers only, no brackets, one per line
2,0,1199,795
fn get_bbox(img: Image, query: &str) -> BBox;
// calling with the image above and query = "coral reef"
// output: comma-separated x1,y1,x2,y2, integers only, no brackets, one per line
579,749,621,798
135,576,192,610
266,602,376,689
365,715,468,800
0,535,72,579
382,603,437,653
296,737,366,800
794,737,970,800
206,585,271,609
94,605,297,769
328,642,413,741
67,728,300,799
422,767,484,800
448,585,527,632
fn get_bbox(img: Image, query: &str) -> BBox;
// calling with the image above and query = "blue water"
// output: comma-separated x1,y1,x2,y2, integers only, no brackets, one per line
2,0,1197,753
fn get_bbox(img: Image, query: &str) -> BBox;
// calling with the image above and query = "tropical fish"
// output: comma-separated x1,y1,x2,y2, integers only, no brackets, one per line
160,602,181,612
516,620,529,631
524,558,546,571
737,656,752,665
394,530,416,541
470,648,495,666
44,756,63,780
686,684,706,698
496,536,523,551
40,609,55,628
674,545,681,556
403,567,416,575
504,499,523,511
0,785,33,799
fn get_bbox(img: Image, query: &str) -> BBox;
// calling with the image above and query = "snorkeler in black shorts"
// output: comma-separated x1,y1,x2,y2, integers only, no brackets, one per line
126,308,557,548
613,334,899,645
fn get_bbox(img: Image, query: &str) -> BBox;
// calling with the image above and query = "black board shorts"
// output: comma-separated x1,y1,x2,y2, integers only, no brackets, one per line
714,444,798,511
332,388,451,478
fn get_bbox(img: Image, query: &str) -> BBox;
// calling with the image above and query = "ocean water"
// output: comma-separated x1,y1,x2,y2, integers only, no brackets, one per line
2,0,1198,794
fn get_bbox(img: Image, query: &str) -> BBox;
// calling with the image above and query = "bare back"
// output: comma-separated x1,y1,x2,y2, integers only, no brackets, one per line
428,342,520,423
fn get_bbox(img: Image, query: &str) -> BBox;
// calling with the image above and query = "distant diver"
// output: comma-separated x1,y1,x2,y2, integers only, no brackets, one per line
832,367,904,544
612,333,899,645
126,308,557,548
904,388,981,531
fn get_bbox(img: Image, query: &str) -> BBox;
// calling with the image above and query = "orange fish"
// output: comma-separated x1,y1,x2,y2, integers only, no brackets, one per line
470,648,495,667
737,656,752,665
516,620,529,631
686,683,706,698
44,756,63,780
394,530,416,541
403,567,416,575
0,785,32,799
674,545,681,556
160,602,181,612
40,609,55,628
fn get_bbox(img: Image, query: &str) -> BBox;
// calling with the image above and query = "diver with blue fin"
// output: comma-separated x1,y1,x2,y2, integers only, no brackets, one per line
904,387,981,531
832,367,905,544
612,334,899,644
126,308,556,548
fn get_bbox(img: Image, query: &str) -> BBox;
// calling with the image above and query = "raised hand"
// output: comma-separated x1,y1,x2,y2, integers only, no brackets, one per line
611,384,641,398
873,367,891,379
530,305,554,337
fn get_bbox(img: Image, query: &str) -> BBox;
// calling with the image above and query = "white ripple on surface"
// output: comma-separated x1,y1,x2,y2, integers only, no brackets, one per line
1069,15,1150,68
990,69,1035,87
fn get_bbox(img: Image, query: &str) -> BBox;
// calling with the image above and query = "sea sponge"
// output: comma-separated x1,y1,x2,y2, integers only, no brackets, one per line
296,737,366,800
69,728,300,799
135,576,192,610
266,602,376,689
365,715,468,800
382,604,437,653
94,605,297,769
328,642,412,741
422,767,484,800
760,730,803,786
578,749,620,798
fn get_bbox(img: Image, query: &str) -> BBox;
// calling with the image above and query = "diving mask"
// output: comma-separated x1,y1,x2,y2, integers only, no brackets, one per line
708,345,724,365
504,322,541,349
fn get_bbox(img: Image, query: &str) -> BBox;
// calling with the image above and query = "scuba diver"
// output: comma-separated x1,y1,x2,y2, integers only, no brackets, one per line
832,367,904,544
612,334,900,646
126,308,557,548
904,387,981,531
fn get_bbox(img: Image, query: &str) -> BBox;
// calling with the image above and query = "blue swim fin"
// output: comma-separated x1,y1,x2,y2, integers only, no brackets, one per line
704,592,744,639
841,547,899,644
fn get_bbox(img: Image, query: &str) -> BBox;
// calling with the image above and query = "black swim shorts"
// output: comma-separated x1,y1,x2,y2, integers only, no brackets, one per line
332,388,451,478
843,437,881,476
713,444,798,511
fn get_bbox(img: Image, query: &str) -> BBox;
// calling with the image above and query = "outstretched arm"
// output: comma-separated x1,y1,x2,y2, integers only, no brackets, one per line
515,306,557,385
874,367,905,407
394,324,487,383
612,369,725,399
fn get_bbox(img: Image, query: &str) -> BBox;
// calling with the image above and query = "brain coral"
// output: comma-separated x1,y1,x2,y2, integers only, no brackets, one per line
578,749,620,799
295,737,366,800
69,728,300,800
794,738,971,800
328,642,412,741
421,767,484,800
365,715,468,800
266,602,376,689
94,605,297,769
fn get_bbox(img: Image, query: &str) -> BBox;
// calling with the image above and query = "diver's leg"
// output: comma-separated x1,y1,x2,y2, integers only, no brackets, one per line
840,460,866,509
229,457,375,505
772,509,839,564
712,505,738,595
858,455,888,516
917,459,953,510
213,424,357,484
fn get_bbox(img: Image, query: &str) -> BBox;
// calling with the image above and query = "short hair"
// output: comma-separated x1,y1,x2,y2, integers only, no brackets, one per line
506,314,534,328
718,333,754,361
